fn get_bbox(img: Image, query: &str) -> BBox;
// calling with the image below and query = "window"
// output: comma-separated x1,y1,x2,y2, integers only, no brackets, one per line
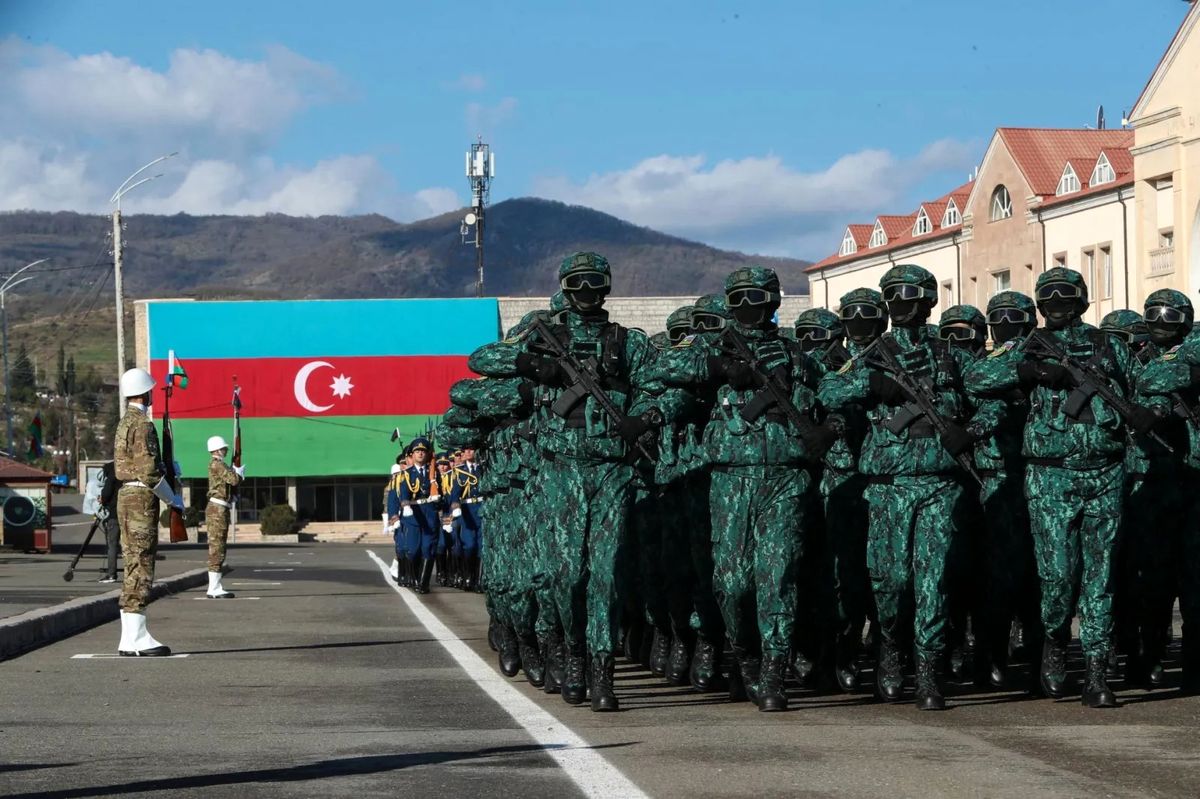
869,221,887,248
990,185,1013,221
236,478,289,522
839,228,857,257
942,281,953,307
1082,249,1095,295
1100,246,1113,299
1057,164,1081,196
992,270,1011,295
296,477,384,523
942,200,961,227
913,209,932,236
1160,229,1175,249
1054,252,1067,269
1091,153,1115,186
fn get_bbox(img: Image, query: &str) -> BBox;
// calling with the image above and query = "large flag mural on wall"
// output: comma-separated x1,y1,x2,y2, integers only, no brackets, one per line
144,299,500,478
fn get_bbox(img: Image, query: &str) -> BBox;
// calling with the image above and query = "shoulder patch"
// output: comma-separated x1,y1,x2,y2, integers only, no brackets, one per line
836,357,855,375
673,334,696,349
1162,344,1181,361
988,340,1016,359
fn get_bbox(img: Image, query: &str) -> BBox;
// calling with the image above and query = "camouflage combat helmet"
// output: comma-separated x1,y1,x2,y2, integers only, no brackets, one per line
559,251,611,281
986,290,1036,316
666,305,695,332
724,266,781,296
939,304,986,330
1145,288,1195,326
838,287,885,314
691,293,729,334
880,264,937,296
1099,309,1145,335
795,307,841,331
1035,266,1089,309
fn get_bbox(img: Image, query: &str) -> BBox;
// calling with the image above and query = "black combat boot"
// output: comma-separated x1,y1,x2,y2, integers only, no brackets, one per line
497,626,522,678
690,637,724,692
734,649,762,706
487,617,501,652
542,634,564,694
518,635,545,688
417,559,435,595
562,646,588,705
790,649,815,688
1039,637,1069,699
1082,654,1118,708
590,653,620,712
914,652,946,711
436,553,449,587
398,557,412,588
757,653,788,712
875,639,904,702
666,633,693,686
408,557,423,592
834,635,861,693
984,631,1009,690
649,628,671,677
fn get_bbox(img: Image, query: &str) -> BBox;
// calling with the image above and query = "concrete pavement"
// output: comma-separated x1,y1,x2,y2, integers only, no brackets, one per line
1,543,1198,798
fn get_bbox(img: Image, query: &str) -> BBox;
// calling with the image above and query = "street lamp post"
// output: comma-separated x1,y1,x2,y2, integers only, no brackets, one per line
109,153,176,416
2,259,47,456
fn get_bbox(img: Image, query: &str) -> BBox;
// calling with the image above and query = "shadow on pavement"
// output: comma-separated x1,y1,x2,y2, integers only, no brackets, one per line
185,639,440,655
2,744,571,799
0,764,80,774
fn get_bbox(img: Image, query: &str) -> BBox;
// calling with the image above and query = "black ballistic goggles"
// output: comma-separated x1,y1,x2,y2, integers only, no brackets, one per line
795,325,834,342
1035,282,1083,302
1103,328,1135,343
560,272,611,292
938,326,978,342
840,303,885,320
881,284,935,302
986,308,1033,325
692,312,727,332
1144,305,1188,325
726,287,776,307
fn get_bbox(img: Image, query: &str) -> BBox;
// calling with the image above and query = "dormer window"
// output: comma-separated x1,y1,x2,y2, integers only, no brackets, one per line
913,209,932,236
869,221,887,248
1091,153,1115,186
990,185,1013,221
942,200,961,227
1057,163,1080,196
839,228,857,257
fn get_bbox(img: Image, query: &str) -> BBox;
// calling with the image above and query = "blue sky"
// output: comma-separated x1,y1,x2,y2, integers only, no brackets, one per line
0,0,1188,259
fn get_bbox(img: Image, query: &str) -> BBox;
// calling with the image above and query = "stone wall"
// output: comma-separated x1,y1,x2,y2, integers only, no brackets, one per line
498,295,812,334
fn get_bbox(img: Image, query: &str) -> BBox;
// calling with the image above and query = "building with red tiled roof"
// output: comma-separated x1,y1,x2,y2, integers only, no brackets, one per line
0,454,54,552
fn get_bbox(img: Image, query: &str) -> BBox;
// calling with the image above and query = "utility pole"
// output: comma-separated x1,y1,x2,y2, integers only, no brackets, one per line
109,153,177,415
1,260,47,456
461,138,494,298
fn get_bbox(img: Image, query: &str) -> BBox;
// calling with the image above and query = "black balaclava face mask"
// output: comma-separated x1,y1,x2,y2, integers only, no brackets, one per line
844,317,884,345
886,299,928,328
1148,321,1185,347
796,336,826,354
566,287,605,313
1039,299,1080,330
732,304,773,328
991,322,1032,345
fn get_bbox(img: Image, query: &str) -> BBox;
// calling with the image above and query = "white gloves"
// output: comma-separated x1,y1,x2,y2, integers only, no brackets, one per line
402,506,414,517
451,508,462,518
151,475,176,505
233,465,245,478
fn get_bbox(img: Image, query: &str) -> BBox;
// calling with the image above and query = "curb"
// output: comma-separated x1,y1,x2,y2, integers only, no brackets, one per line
0,567,209,662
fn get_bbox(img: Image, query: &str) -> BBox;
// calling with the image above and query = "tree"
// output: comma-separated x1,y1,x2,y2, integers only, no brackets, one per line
65,356,76,396
10,344,36,401
56,345,66,395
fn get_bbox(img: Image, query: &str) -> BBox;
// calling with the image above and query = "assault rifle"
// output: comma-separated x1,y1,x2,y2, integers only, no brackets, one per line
715,326,832,455
528,315,656,462
1022,330,1174,454
862,337,983,487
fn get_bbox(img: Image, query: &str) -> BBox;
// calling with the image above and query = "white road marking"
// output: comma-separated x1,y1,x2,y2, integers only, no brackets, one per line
252,568,294,572
71,654,191,659
268,561,303,565
366,550,649,799
229,581,282,586
191,596,261,601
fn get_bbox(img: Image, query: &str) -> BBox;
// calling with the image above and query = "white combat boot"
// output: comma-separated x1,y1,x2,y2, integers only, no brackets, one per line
206,570,234,599
117,610,137,654
121,611,171,657
390,558,400,581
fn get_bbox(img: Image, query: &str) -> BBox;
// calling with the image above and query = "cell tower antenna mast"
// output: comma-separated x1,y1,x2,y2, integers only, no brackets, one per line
461,136,495,297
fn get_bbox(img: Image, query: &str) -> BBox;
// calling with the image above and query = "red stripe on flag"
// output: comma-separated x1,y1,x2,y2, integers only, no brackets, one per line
148,356,470,418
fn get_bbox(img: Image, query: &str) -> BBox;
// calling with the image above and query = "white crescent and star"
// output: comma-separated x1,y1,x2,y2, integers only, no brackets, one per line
293,361,354,413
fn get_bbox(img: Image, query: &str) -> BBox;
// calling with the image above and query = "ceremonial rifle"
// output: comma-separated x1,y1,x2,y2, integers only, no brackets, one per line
62,518,101,582
162,359,188,543
231,377,242,503
528,315,656,462
862,337,983,487
1023,330,1174,454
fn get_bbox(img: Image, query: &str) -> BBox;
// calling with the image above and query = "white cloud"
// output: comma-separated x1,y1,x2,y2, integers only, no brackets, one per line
454,73,487,92
532,139,978,257
0,38,457,219
465,97,517,134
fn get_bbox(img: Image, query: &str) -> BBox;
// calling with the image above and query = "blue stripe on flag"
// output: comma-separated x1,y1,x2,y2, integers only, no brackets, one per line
147,299,501,359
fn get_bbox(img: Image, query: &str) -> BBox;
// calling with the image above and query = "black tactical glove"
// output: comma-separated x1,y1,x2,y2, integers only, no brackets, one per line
515,353,565,386
1128,404,1162,437
805,423,840,460
707,355,757,390
868,371,911,404
617,412,657,444
939,422,976,457
1017,361,1074,390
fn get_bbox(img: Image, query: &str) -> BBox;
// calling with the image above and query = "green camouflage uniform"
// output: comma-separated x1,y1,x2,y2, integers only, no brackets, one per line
113,405,165,613
205,454,242,572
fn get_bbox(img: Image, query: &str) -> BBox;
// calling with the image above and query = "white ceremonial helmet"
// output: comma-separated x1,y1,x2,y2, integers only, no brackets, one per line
119,368,156,398
207,435,229,452
390,464,403,475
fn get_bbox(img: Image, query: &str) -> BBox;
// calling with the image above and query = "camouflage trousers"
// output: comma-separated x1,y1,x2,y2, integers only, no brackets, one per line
681,472,725,643
1026,461,1122,658
545,457,633,655
865,475,964,658
116,487,158,613
481,487,512,623
709,465,809,658
506,480,549,639
821,467,870,650
205,501,230,572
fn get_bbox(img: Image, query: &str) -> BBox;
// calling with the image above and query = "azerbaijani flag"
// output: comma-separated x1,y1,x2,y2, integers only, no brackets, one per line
145,299,500,478
27,412,43,460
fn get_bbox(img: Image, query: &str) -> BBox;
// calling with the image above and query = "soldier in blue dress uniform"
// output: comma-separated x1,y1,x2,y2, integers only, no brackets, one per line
450,446,485,591
398,437,442,594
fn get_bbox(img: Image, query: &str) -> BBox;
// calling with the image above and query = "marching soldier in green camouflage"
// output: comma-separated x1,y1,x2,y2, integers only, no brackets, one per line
819,265,987,710
204,435,243,598
114,368,180,657
653,267,835,712
964,267,1155,708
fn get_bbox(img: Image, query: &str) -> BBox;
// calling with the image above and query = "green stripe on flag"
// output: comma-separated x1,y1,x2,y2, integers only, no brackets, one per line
171,415,442,478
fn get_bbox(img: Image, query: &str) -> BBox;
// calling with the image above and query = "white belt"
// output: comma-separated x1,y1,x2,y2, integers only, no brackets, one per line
208,497,231,508
122,481,148,488
462,497,484,504
408,497,439,505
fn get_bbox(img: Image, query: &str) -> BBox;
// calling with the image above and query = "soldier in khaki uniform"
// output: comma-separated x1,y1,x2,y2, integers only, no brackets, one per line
114,367,180,656
205,435,243,598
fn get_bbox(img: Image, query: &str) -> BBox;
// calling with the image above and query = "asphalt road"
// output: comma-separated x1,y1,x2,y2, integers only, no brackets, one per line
2,543,1199,798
